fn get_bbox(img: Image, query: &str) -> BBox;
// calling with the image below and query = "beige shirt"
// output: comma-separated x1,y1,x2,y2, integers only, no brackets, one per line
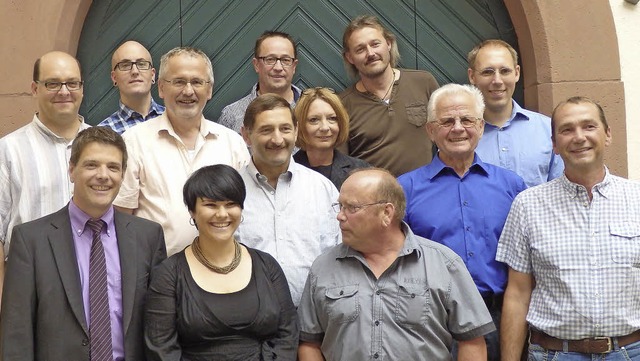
0,114,90,255
114,113,250,255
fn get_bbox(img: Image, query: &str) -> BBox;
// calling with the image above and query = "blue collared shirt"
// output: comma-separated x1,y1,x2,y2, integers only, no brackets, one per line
398,154,527,294
68,201,124,361
476,99,563,187
98,98,165,134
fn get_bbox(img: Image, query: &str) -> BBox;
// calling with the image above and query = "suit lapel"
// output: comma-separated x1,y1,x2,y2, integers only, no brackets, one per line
48,206,89,335
115,212,137,335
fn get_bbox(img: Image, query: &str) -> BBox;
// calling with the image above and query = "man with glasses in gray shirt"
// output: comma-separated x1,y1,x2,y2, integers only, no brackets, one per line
217,31,302,133
298,168,494,361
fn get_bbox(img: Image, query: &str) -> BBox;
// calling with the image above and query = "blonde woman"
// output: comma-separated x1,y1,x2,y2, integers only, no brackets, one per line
293,87,369,189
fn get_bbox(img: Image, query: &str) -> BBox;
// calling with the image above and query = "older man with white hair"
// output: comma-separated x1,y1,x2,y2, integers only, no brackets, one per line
398,83,527,361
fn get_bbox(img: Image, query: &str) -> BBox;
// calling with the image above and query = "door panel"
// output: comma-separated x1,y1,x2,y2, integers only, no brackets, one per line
78,0,519,125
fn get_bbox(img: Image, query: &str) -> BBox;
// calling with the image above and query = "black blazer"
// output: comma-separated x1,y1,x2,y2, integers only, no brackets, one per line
0,205,167,361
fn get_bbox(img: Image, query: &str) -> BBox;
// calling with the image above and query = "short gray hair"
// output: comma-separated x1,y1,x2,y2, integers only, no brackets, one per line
158,47,214,84
427,83,485,123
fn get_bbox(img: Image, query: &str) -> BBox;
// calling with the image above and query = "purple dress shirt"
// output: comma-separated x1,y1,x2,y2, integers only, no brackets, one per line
69,201,124,361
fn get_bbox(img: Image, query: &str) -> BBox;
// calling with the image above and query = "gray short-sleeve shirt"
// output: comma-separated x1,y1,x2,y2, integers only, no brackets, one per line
298,223,495,360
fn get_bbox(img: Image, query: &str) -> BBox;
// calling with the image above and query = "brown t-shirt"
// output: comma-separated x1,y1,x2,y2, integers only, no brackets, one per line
339,69,439,176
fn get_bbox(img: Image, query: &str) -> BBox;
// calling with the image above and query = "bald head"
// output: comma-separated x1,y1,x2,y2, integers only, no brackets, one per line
31,51,83,128
110,40,156,105
343,168,406,223
111,41,152,69
33,51,81,82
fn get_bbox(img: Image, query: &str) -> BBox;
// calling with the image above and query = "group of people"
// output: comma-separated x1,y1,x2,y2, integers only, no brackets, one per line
0,12,638,361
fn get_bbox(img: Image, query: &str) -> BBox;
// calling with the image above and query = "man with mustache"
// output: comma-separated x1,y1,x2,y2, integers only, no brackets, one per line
468,40,563,187
98,40,165,134
237,94,340,306
114,47,249,256
0,51,90,303
338,15,439,177
218,31,302,134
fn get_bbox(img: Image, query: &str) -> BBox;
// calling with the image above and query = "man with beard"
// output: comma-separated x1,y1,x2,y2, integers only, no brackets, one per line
98,40,165,134
237,94,340,306
338,15,439,176
218,31,302,134
114,47,249,256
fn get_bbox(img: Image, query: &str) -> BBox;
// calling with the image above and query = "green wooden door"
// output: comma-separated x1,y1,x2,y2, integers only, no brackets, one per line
78,0,519,125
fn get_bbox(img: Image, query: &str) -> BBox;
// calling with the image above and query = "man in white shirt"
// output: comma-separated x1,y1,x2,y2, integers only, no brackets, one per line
237,93,340,306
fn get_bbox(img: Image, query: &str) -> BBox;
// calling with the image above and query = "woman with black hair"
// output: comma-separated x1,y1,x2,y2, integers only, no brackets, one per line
144,164,298,361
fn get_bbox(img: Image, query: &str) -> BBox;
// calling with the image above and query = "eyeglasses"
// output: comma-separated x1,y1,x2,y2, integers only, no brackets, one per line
257,56,296,67
163,78,211,89
35,81,84,92
331,201,387,214
113,60,152,71
475,67,515,78
434,117,482,129
302,87,336,95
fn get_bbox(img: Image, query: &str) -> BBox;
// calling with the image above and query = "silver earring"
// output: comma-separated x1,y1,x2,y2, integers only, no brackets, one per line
189,218,196,226
241,215,244,223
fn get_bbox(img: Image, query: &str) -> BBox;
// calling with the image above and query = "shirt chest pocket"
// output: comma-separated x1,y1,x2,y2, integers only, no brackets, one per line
325,285,360,324
610,221,640,266
405,102,427,127
395,285,430,329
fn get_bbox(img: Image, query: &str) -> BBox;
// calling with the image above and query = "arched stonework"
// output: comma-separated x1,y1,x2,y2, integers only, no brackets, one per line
1,0,627,176
504,0,627,176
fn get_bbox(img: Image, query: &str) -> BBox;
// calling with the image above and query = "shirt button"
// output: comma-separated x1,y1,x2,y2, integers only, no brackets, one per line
82,339,89,346
339,290,344,295
374,353,379,359
463,201,468,206
468,252,474,257
375,320,379,326
376,290,381,295
411,293,416,298
271,191,275,195
465,226,470,231
501,147,508,152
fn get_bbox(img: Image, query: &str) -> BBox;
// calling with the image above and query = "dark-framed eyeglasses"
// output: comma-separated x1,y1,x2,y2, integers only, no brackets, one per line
434,117,482,129
163,78,211,89
475,67,515,78
113,60,152,71
331,201,388,214
257,56,296,67
35,81,84,92
302,87,336,95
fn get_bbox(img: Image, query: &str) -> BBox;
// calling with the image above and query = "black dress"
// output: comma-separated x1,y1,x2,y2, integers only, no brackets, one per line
144,246,298,361
293,150,370,189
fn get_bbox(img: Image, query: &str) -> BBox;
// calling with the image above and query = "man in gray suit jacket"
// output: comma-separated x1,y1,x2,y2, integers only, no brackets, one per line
0,126,167,361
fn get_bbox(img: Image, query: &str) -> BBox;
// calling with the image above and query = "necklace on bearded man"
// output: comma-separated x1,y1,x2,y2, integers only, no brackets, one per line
362,69,396,104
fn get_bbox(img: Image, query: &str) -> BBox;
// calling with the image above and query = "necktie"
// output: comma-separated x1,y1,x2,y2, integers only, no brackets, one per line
87,219,113,361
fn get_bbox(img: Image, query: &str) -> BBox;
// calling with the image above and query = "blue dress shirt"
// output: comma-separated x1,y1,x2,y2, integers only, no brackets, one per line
476,100,563,187
398,154,527,294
